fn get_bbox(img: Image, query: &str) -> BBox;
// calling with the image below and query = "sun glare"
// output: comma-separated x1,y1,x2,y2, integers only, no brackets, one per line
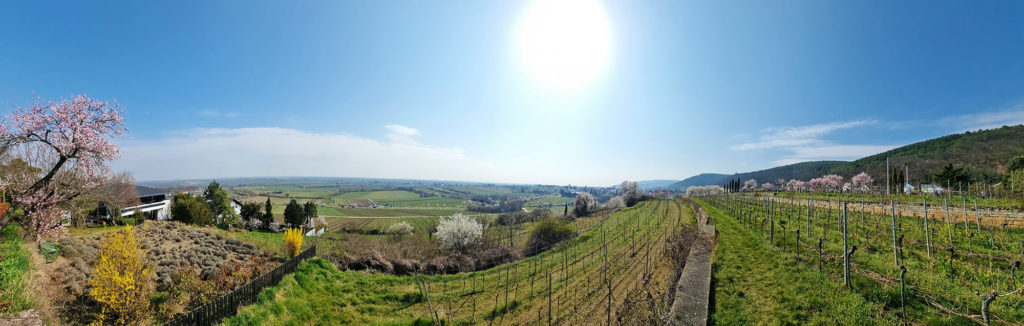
515,0,612,91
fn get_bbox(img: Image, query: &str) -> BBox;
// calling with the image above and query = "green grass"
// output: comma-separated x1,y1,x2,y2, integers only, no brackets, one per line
215,229,315,258
0,224,33,315
225,258,425,326
695,199,893,325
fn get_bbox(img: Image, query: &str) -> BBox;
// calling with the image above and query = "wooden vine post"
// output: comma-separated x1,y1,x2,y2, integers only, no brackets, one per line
973,199,981,235
923,198,931,258
842,202,850,288
890,200,900,268
943,198,953,243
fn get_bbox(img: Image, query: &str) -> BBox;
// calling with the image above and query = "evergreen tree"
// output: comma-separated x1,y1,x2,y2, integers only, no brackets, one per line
303,201,318,227
240,202,261,221
933,163,971,187
284,199,305,227
171,193,214,225
203,181,231,216
260,197,274,228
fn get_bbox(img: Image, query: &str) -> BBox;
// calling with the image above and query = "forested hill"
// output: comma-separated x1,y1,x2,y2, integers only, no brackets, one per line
828,124,1024,183
674,125,1024,188
668,173,729,190
718,161,848,186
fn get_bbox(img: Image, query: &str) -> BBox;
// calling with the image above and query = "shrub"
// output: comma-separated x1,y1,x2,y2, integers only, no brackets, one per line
434,213,483,253
171,193,214,225
0,202,9,220
283,228,304,258
620,181,644,207
89,226,154,325
384,222,414,237
525,218,574,256
573,192,596,217
605,196,625,210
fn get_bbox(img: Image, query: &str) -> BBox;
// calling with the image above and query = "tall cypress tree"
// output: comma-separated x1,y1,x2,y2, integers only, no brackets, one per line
260,197,274,228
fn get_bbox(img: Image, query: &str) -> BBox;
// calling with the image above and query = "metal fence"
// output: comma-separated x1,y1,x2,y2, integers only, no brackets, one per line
166,245,317,326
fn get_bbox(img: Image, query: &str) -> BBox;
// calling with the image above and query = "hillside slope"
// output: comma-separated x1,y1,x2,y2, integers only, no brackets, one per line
681,125,1024,187
829,125,1024,183
669,173,729,190
720,161,848,186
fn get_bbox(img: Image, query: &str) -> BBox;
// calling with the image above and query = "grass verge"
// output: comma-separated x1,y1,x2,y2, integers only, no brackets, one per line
0,224,33,315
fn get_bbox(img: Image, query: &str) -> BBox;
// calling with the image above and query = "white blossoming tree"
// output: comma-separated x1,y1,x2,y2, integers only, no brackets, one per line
434,213,483,253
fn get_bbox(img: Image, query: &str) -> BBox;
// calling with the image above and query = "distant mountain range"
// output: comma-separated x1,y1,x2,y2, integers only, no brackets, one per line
655,124,1024,190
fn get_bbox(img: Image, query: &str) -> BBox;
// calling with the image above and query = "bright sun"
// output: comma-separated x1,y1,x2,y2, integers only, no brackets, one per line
515,0,612,90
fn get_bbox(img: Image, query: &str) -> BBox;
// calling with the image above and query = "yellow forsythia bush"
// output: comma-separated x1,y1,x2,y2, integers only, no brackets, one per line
88,226,153,325
283,228,303,258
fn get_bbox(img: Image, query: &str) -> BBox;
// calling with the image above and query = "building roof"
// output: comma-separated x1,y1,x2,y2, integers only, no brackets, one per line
135,185,170,198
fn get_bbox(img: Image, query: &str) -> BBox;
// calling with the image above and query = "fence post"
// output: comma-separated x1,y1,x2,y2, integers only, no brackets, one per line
548,274,552,326
842,202,850,288
923,199,931,258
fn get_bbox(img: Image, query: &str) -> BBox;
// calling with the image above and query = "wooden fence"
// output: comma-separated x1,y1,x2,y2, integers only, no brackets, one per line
166,245,317,326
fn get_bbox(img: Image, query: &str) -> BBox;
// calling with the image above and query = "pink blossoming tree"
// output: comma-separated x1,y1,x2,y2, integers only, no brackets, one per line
0,95,126,241
851,172,873,193
786,179,806,192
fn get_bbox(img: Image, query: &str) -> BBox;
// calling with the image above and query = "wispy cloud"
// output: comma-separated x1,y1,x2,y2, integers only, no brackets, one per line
940,104,1024,132
114,125,498,182
730,120,874,151
384,124,421,144
731,120,896,165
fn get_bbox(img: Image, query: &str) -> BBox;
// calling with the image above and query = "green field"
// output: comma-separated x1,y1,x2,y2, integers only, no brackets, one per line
524,196,573,207
325,217,442,235
227,199,693,325
334,191,420,203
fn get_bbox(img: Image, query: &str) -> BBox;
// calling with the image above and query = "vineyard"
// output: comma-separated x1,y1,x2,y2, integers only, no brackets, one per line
698,194,1024,325
228,199,696,325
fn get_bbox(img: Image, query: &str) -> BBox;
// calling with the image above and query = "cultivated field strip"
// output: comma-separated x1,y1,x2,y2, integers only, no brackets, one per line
405,199,693,325
702,194,1024,324
227,200,693,325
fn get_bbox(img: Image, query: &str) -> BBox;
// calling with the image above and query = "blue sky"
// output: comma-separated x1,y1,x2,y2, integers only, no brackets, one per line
2,1,1023,186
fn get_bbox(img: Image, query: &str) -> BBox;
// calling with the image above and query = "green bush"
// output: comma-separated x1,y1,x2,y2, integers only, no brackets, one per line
525,217,575,255
172,193,214,225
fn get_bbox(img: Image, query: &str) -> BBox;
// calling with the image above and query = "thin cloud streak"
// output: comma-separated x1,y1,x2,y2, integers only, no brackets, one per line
732,119,896,165
730,120,875,151
941,105,1024,132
